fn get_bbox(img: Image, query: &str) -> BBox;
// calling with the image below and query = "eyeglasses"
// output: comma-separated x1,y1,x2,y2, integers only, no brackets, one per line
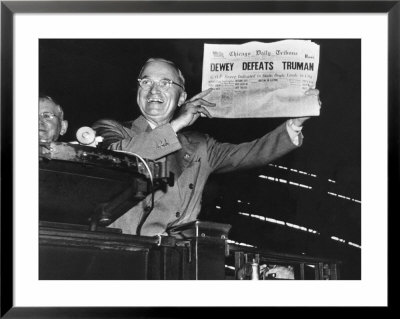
39,112,58,121
137,78,184,92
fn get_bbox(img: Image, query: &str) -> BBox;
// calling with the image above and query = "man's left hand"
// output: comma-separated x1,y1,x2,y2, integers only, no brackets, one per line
291,88,321,126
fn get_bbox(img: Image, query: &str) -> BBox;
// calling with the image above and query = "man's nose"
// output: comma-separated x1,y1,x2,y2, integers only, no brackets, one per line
150,82,161,93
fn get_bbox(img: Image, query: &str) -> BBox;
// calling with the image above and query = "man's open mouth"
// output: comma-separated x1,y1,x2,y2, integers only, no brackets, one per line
147,97,164,103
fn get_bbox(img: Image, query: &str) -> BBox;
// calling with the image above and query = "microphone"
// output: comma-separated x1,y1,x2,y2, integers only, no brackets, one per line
76,126,103,147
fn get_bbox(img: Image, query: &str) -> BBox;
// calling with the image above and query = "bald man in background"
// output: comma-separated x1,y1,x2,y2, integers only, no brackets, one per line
39,95,68,143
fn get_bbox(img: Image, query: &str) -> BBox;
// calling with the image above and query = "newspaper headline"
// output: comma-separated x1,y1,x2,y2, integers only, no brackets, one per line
201,40,321,118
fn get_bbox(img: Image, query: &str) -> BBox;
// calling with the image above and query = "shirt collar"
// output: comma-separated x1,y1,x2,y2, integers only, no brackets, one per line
147,120,156,130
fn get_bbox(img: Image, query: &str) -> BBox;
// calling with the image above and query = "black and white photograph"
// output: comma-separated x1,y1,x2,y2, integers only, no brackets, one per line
38,38,361,280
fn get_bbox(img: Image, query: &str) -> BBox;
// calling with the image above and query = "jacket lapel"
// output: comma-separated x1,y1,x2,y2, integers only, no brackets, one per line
130,117,199,179
130,115,152,133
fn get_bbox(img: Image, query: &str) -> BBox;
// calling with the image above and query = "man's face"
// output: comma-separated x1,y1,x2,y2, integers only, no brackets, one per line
39,99,67,142
137,61,187,126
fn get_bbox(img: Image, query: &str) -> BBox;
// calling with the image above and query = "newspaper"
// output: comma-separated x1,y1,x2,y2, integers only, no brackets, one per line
201,40,320,118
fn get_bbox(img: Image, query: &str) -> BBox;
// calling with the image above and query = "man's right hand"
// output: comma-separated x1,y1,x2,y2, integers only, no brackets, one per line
170,88,216,132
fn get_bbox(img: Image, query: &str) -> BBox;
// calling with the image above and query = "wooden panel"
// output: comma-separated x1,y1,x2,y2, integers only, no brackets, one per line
40,245,149,280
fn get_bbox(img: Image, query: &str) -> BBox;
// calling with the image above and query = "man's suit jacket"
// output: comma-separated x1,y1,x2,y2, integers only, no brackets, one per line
92,116,301,236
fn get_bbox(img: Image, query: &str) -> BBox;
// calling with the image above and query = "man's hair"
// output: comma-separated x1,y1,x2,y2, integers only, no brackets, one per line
39,94,64,120
138,58,186,89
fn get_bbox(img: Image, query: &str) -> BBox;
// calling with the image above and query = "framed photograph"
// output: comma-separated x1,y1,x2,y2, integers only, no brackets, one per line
1,0,396,316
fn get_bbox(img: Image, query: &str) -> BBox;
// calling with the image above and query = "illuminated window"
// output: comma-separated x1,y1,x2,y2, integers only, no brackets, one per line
260,175,310,188
331,236,346,243
227,239,256,248
327,192,361,203
237,212,321,236
348,242,361,249
238,212,249,216
269,164,318,177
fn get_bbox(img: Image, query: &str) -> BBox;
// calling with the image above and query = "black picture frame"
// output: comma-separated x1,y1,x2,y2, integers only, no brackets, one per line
1,0,396,317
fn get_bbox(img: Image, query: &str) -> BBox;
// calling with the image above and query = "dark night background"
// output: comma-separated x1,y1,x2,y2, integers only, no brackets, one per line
39,39,361,279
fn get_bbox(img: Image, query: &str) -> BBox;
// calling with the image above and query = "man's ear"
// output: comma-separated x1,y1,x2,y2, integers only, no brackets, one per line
60,120,68,136
177,91,187,107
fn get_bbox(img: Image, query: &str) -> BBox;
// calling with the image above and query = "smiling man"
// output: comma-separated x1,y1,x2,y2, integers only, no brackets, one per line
92,57,319,237
39,95,68,143
136,59,189,128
